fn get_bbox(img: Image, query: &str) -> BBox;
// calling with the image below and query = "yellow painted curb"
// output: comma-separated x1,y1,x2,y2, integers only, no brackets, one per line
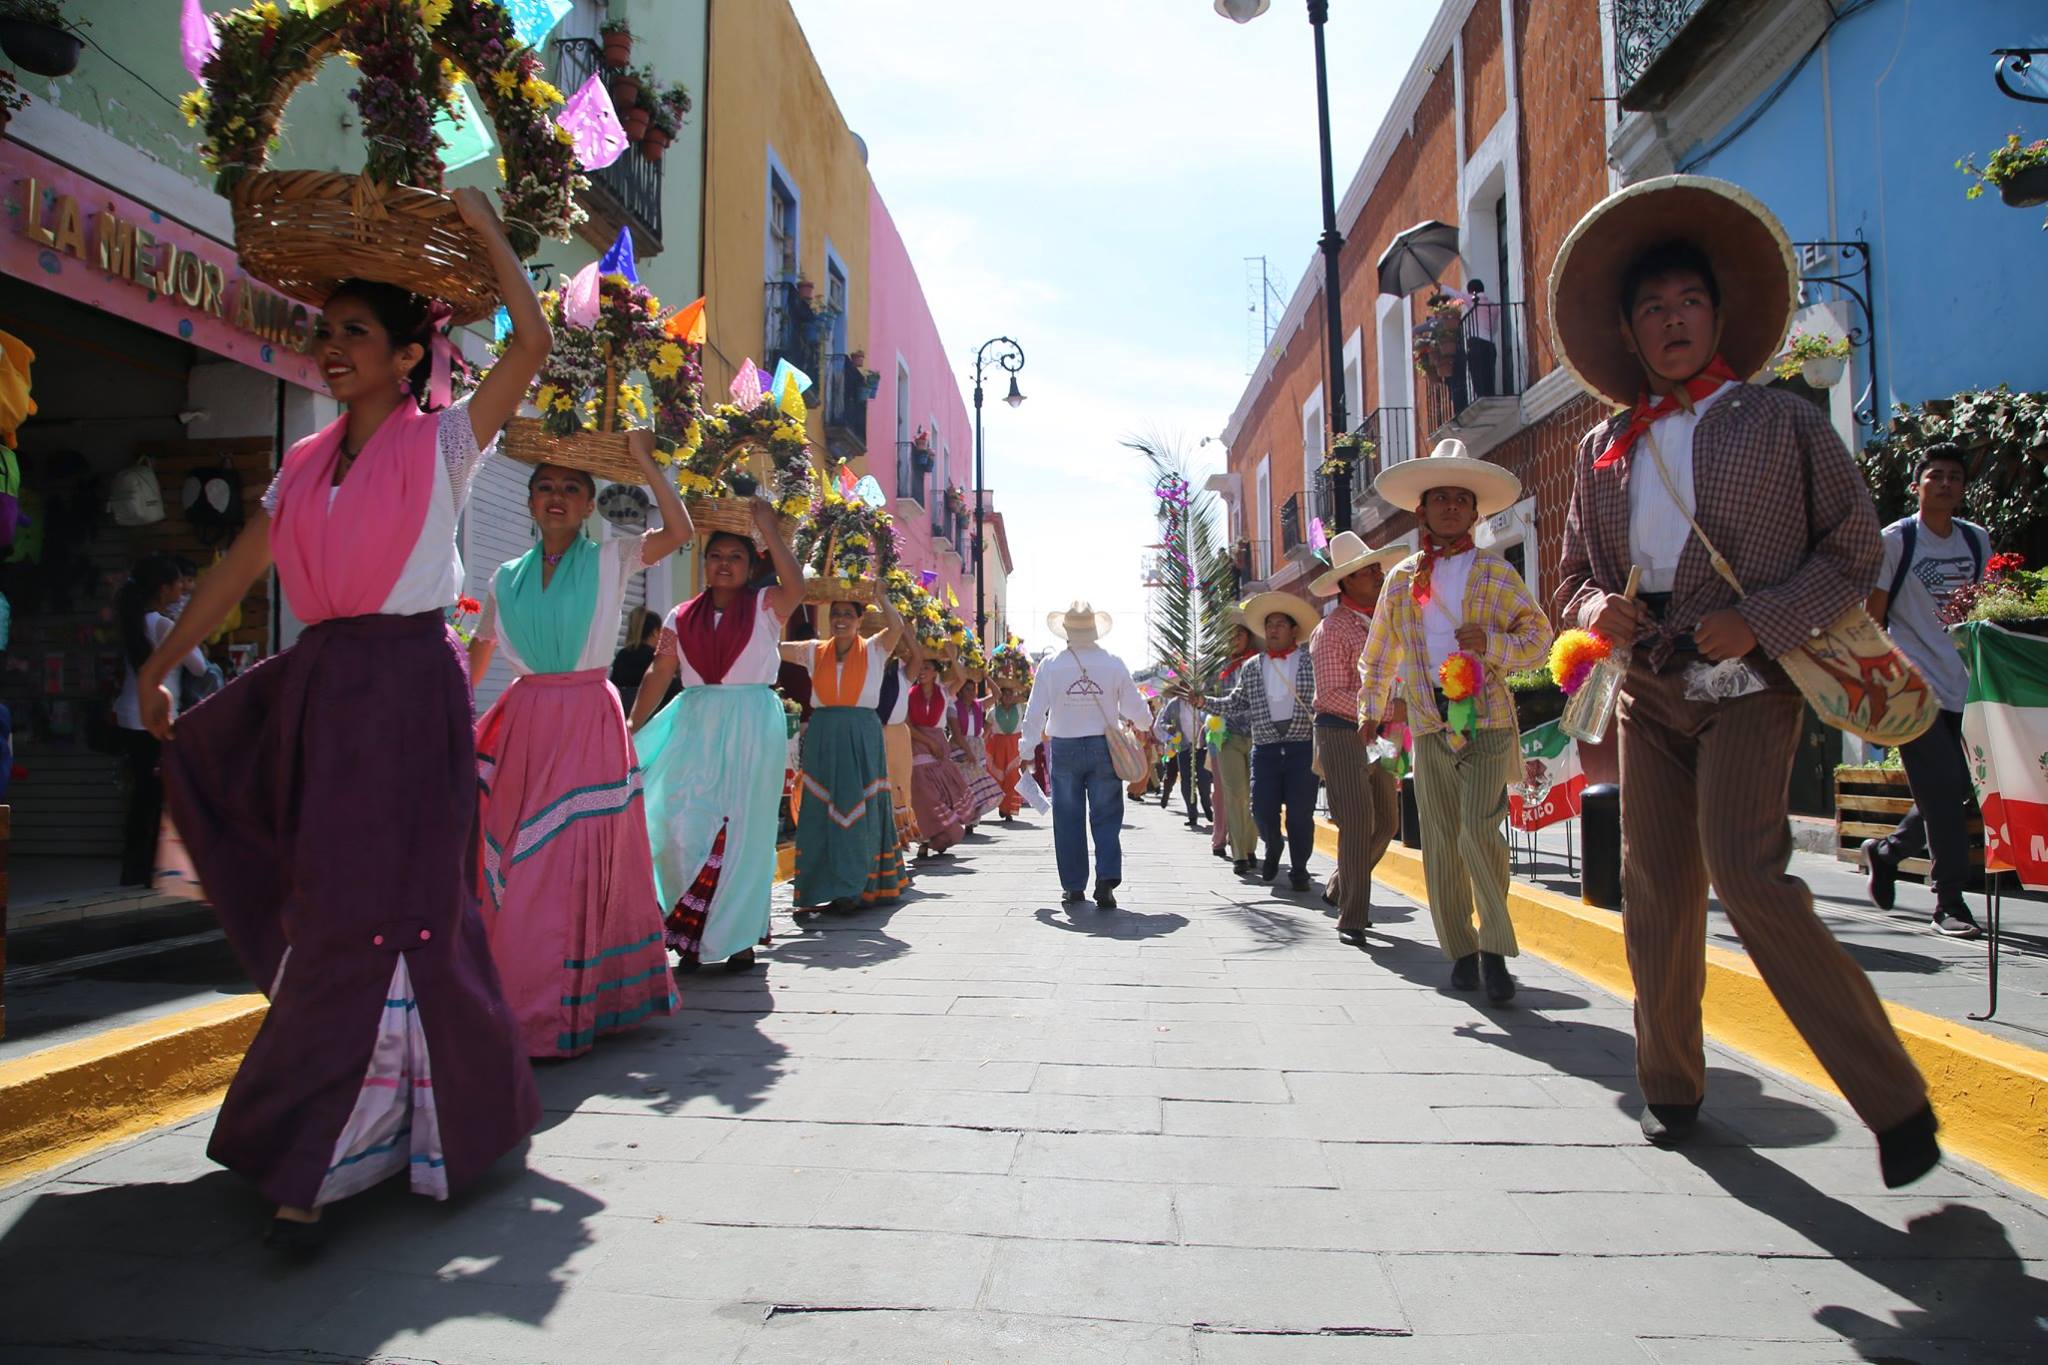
1317,819,2048,1196
1,845,805,1186
0,994,267,1186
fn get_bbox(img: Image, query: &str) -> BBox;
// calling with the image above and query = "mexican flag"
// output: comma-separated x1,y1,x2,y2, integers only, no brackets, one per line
1958,622,2048,890
1508,718,1583,831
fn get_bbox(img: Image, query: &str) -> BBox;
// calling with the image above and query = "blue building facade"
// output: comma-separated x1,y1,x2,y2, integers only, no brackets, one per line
1607,0,2048,431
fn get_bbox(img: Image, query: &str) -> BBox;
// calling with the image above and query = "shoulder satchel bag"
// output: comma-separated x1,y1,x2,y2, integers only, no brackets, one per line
1075,656,1148,784
1642,429,1935,746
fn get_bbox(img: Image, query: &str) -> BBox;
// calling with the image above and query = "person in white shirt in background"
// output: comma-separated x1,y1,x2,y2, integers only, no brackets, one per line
1152,684,1211,828
112,553,209,885
1022,602,1150,909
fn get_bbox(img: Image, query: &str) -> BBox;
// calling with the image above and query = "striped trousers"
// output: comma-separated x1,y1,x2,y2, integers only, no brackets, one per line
1212,735,1256,862
1412,727,1520,960
1618,664,1927,1132
1315,722,1399,930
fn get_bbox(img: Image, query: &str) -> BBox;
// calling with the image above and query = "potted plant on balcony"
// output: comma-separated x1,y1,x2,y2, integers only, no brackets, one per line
600,16,632,68
1411,293,1463,379
1774,330,1851,389
1319,430,1376,481
609,63,641,112
910,428,936,475
0,0,86,79
642,100,675,161
861,367,881,400
1958,132,2048,212
659,80,692,129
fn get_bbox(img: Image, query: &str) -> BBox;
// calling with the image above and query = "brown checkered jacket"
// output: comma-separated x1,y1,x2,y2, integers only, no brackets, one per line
1554,383,1881,669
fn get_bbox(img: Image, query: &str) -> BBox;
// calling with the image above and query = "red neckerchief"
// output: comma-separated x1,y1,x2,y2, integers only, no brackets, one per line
1412,531,1473,609
675,587,757,685
1218,646,1258,684
1594,355,1740,470
1267,647,1297,661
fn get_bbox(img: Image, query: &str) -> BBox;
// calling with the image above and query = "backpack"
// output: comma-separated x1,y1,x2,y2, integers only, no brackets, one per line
107,459,165,527
1882,515,1987,622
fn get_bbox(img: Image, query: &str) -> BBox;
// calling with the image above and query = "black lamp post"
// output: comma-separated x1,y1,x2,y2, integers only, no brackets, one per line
970,336,1025,642
1217,0,1350,531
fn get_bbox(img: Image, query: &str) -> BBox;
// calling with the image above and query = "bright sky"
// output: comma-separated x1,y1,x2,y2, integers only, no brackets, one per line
790,0,1440,658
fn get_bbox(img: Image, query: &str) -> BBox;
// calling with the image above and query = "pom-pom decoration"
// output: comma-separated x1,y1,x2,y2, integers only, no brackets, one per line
1438,651,1483,736
1548,628,1613,696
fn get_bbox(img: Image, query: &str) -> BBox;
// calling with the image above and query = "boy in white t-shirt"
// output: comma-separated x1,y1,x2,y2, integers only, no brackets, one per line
1862,444,1988,938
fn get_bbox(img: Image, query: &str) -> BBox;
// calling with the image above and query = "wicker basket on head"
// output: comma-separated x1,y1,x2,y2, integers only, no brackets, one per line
804,576,878,605
231,169,498,325
686,495,797,545
501,420,643,484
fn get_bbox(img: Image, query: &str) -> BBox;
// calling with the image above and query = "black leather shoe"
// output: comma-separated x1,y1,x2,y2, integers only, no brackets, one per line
1449,953,1480,991
1337,927,1365,947
1480,952,1516,1004
1261,854,1280,883
1060,888,1084,905
1877,1103,1941,1188
1640,1101,1701,1146
1862,838,1898,911
726,948,759,972
1213,846,1230,860
1094,879,1120,911
1232,859,1252,876
1289,870,1312,893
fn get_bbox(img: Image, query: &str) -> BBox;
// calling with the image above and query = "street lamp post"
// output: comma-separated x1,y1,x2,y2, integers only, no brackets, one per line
970,336,1025,642
1217,0,1350,532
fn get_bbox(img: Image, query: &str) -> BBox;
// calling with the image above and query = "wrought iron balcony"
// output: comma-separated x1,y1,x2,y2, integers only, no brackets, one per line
1348,406,1415,530
1279,492,1306,558
1419,299,1531,456
895,439,933,509
763,281,829,381
549,37,663,251
1612,0,1767,112
821,353,869,463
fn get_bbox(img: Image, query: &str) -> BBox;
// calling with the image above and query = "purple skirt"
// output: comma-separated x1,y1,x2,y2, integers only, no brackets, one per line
162,611,539,1209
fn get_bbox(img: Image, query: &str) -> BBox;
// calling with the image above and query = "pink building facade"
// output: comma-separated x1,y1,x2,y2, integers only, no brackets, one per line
863,187,976,615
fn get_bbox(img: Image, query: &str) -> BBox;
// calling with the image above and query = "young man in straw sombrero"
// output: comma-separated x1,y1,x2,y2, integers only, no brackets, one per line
1550,174,1937,1186
1358,439,1553,1002
1309,532,1410,945
1218,591,1324,892
1021,602,1151,909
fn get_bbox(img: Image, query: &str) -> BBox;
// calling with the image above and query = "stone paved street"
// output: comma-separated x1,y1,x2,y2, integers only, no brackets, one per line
4,802,2047,1363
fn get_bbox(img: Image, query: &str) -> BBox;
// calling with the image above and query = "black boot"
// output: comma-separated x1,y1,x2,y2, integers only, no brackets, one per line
1877,1103,1941,1189
1640,1101,1701,1146
1233,858,1253,876
1449,953,1480,991
1480,952,1516,1004
1261,850,1280,882
1094,878,1120,911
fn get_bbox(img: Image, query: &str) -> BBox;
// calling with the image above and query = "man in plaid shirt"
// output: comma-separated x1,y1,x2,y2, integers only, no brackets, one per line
1218,591,1323,892
1549,175,1935,1188
1359,440,1552,1003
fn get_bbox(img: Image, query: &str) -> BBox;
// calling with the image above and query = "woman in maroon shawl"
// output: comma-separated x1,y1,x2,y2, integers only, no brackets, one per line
631,500,805,969
906,656,974,859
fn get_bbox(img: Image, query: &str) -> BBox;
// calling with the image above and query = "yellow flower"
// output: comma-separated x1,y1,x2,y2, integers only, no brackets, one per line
415,0,453,28
779,496,809,516
225,115,246,133
553,123,575,147
178,90,209,127
493,69,520,97
535,383,559,410
522,78,564,109
496,157,508,179
252,2,282,24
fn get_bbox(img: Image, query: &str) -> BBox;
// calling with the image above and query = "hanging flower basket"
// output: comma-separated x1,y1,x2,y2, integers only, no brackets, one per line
1801,355,1847,388
2000,163,2048,209
1773,329,1851,387
0,11,81,79
191,0,587,324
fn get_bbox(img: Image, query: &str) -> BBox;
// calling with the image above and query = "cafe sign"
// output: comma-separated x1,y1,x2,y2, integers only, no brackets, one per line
1,142,321,389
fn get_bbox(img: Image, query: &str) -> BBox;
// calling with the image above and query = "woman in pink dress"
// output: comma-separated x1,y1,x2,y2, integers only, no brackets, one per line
136,188,546,1249
466,434,693,1057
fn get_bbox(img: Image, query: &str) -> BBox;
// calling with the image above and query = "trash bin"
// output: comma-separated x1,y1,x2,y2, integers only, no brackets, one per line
1580,782,1621,909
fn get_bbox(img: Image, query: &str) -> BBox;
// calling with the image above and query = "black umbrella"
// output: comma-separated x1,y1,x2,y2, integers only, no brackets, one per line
1376,221,1463,296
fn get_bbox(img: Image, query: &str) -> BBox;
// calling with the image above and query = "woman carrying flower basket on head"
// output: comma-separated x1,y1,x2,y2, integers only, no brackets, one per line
780,590,911,913
630,498,806,971
908,655,974,859
954,669,1005,829
134,188,547,1249
464,431,694,1058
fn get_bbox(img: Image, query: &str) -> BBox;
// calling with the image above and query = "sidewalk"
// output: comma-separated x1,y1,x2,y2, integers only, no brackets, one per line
2,802,2044,1362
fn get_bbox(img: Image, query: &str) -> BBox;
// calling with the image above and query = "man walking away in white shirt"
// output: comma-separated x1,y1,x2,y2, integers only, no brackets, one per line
1152,686,1211,829
1022,602,1152,909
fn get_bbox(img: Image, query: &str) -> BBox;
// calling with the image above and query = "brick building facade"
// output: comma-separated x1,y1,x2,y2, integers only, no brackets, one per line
1218,0,1613,623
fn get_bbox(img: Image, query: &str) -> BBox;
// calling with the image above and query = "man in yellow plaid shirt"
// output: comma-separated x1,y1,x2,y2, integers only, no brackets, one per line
1358,440,1552,1003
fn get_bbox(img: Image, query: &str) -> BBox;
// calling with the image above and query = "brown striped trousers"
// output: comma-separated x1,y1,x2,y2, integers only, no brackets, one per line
1315,723,1399,931
1618,663,1927,1132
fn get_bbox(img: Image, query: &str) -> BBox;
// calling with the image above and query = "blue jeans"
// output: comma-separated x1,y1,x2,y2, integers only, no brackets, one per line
1252,739,1319,874
1050,735,1124,892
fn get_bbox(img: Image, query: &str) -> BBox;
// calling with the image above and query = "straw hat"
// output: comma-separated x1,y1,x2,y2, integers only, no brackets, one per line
1048,600,1113,641
1310,530,1413,598
1241,590,1321,640
1547,174,1798,408
1372,437,1522,519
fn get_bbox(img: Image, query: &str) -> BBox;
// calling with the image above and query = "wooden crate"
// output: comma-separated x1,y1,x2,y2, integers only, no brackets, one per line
1834,766,1984,882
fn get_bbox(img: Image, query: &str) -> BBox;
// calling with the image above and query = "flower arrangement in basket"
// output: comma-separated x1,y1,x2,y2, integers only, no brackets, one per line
1958,132,2048,217
670,360,818,537
1412,293,1465,379
988,640,1034,694
795,478,900,604
189,0,588,323
1773,329,1851,385
498,268,684,482
884,569,953,658
1318,430,1375,480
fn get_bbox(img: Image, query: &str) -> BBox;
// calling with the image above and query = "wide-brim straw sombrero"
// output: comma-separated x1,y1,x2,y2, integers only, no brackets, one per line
1548,174,1798,408
1310,531,1413,597
1241,590,1321,639
1048,601,1113,640
1373,437,1522,519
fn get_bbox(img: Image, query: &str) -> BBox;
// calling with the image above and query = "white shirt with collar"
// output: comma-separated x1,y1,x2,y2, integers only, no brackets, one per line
1020,644,1151,750
1421,548,1476,673
1262,649,1303,725
1628,382,1732,594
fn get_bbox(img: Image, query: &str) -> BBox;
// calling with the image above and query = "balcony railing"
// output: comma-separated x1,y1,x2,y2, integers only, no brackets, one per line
895,439,931,508
1612,0,1767,111
549,37,662,249
1347,406,1416,529
763,282,829,381
821,353,869,462
1279,493,1306,558
1419,298,1530,445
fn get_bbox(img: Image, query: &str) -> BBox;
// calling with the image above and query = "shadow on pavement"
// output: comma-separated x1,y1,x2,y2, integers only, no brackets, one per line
0,1160,602,1358
1032,905,1189,940
1365,930,2048,1358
